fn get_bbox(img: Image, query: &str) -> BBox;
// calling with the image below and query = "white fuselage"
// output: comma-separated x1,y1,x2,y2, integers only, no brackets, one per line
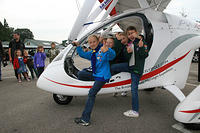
37,9,200,96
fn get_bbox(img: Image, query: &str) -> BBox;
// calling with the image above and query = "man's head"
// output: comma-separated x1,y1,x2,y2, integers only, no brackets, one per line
120,33,129,45
13,32,20,41
106,38,115,48
51,42,56,49
126,26,138,41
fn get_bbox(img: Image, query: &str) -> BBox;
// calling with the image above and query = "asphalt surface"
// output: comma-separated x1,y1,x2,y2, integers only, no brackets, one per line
0,60,200,133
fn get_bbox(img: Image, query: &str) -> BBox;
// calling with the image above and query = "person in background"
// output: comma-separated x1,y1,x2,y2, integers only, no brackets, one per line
9,32,25,79
74,35,116,126
13,50,30,83
0,41,6,81
48,42,60,63
24,50,38,79
138,34,144,40
34,46,46,77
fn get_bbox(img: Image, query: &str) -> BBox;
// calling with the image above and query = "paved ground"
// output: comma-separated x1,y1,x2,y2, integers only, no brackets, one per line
0,59,200,133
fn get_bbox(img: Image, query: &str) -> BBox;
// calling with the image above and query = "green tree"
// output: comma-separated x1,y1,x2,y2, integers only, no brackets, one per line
0,19,14,41
14,28,34,42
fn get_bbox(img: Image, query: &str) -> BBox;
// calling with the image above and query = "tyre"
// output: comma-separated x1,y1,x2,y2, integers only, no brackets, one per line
183,123,200,130
53,94,73,105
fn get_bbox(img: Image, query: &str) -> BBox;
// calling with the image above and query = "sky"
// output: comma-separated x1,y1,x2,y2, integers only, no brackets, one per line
0,0,200,43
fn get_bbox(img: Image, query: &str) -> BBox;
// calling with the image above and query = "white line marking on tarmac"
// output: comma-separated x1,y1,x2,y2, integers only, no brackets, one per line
2,76,16,79
172,123,192,133
186,83,198,87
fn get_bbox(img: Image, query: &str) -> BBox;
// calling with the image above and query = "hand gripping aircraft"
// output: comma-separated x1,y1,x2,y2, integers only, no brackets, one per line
37,0,200,129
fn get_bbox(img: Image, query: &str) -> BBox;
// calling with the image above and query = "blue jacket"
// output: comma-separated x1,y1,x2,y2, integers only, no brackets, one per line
77,46,116,80
34,52,46,68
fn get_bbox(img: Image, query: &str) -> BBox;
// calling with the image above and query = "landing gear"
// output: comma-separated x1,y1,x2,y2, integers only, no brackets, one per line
53,94,73,105
183,123,200,130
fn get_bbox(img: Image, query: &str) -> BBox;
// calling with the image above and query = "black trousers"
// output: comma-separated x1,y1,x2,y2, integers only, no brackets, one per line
12,61,18,79
37,67,44,77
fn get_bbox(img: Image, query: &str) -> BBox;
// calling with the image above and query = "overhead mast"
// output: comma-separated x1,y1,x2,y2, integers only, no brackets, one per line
68,0,117,41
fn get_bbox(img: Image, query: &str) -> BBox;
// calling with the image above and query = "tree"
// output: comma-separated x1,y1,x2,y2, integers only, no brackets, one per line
0,19,14,41
14,28,34,42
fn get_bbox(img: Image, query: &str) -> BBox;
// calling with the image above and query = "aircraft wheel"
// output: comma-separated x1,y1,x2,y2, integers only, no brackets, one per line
143,87,155,91
53,94,73,105
183,123,200,130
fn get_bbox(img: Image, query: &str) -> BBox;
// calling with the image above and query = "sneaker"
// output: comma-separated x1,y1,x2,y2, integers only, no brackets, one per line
26,78,30,82
123,110,139,118
121,91,127,97
18,80,22,83
74,117,90,126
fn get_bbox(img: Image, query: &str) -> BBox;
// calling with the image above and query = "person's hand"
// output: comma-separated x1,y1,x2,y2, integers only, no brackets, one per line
138,39,144,47
72,41,80,46
127,46,133,53
101,44,108,53
9,57,12,63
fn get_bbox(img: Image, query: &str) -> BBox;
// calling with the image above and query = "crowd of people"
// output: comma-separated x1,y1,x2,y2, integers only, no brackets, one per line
0,32,60,83
74,26,149,126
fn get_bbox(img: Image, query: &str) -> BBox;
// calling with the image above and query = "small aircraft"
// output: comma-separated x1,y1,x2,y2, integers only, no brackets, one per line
37,0,200,129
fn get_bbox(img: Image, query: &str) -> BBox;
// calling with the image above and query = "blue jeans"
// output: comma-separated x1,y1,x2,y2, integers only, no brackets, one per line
111,63,140,112
110,63,130,76
0,56,2,80
81,80,106,123
131,73,140,112
78,68,94,81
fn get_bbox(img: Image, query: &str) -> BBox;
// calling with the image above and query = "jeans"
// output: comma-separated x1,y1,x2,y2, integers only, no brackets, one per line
110,63,130,76
111,62,140,112
81,80,106,123
78,68,94,81
131,73,140,112
0,56,2,80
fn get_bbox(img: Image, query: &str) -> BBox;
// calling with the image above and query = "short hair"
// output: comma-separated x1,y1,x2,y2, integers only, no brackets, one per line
37,45,43,51
13,32,20,36
51,42,56,45
119,32,128,37
126,26,137,33
88,34,99,41
107,37,115,41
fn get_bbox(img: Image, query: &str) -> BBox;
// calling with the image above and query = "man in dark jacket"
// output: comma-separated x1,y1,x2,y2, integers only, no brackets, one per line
0,41,5,81
9,32,25,79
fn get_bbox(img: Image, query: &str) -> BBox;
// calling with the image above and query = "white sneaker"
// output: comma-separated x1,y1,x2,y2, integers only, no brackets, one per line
123,110,139,117
121,91,127,97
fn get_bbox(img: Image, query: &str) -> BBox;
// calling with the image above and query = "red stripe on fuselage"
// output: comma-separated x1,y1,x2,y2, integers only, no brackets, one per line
44,51,190,89
180,109,200,113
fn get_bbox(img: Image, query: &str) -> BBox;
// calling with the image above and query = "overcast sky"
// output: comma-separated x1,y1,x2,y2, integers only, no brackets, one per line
0,0,199,43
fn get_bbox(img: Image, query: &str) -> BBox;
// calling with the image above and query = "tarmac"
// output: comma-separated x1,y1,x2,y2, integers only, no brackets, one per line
0,58,200,133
